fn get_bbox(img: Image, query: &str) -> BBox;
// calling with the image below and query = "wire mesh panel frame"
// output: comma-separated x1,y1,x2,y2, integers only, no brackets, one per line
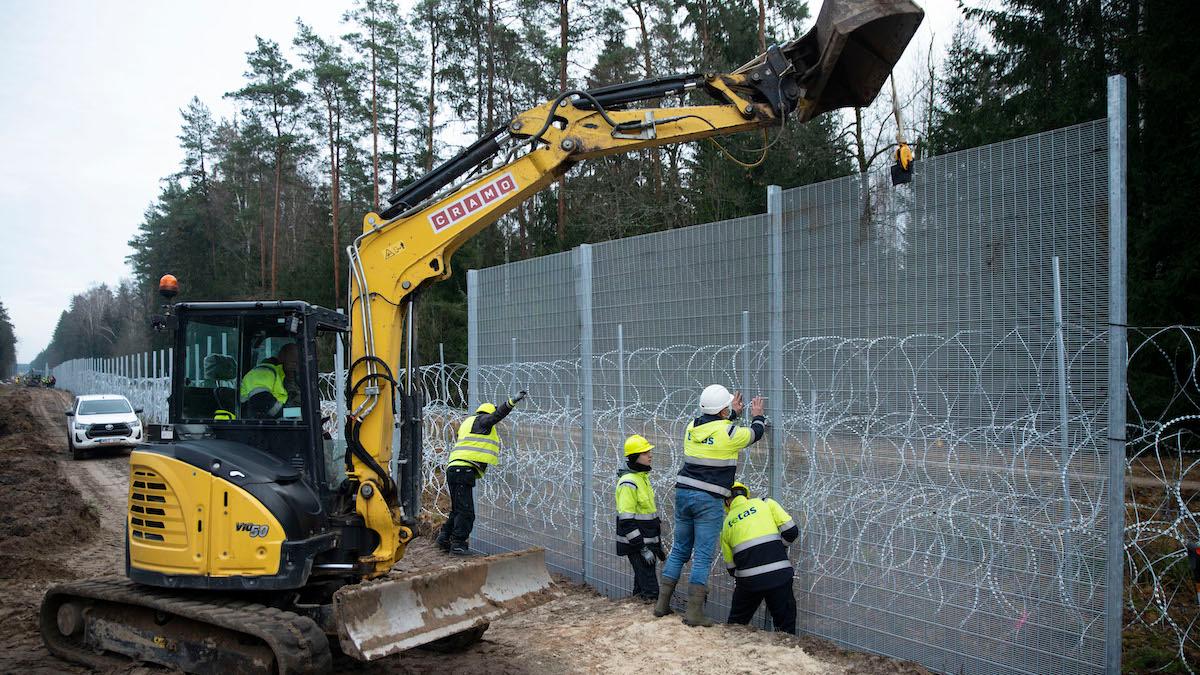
464,108,1122,674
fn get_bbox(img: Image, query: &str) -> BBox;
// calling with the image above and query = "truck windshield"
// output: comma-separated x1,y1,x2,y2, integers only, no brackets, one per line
78,399,132,415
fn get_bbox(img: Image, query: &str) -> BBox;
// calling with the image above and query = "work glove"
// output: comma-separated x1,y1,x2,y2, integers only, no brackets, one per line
649,543,666,561
511,390,528,405
640,547,656,565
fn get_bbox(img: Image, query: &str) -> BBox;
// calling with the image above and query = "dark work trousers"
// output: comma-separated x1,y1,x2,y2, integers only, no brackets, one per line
727,581,797,634
441,465,478,544
626,551,660,599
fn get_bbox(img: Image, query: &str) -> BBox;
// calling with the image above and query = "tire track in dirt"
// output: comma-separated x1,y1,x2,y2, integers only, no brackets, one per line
27,387,128,575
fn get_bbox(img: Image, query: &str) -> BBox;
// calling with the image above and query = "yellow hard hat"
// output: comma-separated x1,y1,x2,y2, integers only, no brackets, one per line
731,481,750,499
476,402,496,414
623,434,654,457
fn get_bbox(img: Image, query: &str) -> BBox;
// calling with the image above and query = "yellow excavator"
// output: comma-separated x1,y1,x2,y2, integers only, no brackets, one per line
40,1,921,672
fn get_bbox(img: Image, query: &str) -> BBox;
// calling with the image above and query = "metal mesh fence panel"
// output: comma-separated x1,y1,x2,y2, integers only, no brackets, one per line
465,119,1114,674
468,251,585,578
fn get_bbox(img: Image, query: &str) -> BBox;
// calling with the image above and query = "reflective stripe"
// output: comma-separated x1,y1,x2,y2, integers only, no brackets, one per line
778,519,796,533
676,475,732,496
643,537,659,543
617,512,637,520
634,513,658,520
244,386,273,400
684,456,739,467
462,435,500,448
615,529,642,544
448,459,487,473
725,560,737,569
452,443,498,457
731,532,782,554
727,425,738,437
616,481,638,491
733,560,792,578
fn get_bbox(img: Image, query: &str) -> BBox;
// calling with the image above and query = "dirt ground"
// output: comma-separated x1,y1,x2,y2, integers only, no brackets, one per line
0,385,928,674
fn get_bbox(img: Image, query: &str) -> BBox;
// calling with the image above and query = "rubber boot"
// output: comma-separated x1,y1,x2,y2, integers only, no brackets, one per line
653,577,677,617
682,583,714,627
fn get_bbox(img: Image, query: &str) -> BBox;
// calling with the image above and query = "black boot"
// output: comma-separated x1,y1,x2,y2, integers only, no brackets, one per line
436,529,452,552
449,540,477,556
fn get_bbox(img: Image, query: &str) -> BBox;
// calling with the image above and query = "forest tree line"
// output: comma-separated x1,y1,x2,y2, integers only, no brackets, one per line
30,0,1197,372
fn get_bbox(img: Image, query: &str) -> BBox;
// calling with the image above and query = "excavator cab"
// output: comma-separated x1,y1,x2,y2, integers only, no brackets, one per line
168,302,345,487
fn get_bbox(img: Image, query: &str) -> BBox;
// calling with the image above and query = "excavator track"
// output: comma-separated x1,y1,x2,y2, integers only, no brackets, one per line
40,576,332,675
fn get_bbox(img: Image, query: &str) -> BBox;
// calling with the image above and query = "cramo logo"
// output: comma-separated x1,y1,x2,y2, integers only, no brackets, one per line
428,173,518,233
236,522,270,538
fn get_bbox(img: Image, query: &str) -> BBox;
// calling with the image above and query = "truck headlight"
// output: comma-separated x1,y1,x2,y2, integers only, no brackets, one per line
73,422,87,432
130,419,141,428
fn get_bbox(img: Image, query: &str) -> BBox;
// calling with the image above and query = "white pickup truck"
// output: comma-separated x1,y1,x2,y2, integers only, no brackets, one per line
65,394,144,459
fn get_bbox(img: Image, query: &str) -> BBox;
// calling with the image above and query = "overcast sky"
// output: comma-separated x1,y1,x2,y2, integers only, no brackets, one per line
0,0,961,363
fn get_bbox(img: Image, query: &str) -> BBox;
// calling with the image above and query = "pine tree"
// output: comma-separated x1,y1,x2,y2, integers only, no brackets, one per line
227,37,305,296
0,302,17,379
296,22,358,304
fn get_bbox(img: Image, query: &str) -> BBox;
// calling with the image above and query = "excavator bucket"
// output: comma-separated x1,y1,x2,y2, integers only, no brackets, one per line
333,548,558,661
783,0,925,122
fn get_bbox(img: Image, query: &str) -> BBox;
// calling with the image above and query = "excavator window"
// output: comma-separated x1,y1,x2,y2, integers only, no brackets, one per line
241,315,306,422
180,316,240,421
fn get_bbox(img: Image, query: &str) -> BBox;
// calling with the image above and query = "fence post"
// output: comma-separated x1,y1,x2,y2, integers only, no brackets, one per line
1052,255,1076,602
1104,73,1128,675
510,337,518,394
467,270,480,411
741,310,750,398
576,244,595,585
617,323,625,435
438,342,447,405
767,185,784,500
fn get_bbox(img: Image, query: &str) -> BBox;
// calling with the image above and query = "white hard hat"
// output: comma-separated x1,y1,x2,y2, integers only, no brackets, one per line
699,384,734,414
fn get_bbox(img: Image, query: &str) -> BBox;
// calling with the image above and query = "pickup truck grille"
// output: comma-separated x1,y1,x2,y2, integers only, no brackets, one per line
86,423,131,438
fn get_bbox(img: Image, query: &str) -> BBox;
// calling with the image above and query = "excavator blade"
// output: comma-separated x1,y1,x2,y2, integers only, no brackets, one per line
784,0,925,121
333,548,558,661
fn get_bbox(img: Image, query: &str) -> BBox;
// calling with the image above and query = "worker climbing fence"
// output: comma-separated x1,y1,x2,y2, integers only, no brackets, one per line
458,79,1130,675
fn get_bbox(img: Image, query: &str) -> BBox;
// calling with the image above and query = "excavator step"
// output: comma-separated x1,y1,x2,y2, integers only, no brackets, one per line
40,576,332,675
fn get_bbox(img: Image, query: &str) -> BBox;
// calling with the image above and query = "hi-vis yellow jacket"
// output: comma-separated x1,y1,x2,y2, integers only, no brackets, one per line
720,494,799,591
448,415,502,476
675,412,765,498
614,469,660,554
239,360,287,416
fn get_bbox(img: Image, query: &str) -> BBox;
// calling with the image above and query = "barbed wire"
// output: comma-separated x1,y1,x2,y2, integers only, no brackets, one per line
50,325,1199,670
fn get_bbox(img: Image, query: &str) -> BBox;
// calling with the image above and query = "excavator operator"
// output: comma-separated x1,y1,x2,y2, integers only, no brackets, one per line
239,342,299,419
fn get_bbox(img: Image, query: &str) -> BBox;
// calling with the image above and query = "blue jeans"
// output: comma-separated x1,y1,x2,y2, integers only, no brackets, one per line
662,487,726,586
